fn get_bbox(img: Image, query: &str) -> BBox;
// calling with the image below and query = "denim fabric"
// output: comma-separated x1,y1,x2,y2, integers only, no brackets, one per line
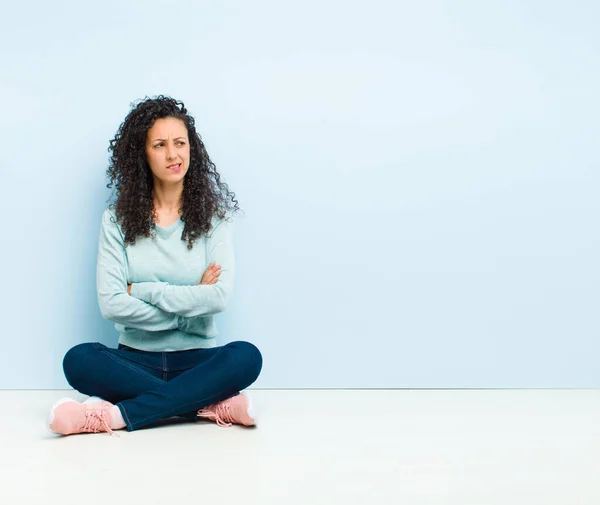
62,341,262,431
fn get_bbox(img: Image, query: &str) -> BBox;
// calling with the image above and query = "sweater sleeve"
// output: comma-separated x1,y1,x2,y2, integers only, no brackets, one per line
129,216,235,318
96,209,182,331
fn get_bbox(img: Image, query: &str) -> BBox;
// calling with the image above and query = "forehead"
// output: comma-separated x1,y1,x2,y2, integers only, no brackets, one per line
147,117,188,140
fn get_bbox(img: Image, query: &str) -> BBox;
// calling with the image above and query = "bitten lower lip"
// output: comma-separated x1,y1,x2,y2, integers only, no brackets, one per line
168,164,182,172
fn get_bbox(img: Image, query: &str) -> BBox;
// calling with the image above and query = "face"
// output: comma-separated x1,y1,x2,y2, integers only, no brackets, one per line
145,117,190,184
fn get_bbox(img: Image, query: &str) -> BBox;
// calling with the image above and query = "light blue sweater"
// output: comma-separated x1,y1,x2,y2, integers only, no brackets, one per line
96,207,234,351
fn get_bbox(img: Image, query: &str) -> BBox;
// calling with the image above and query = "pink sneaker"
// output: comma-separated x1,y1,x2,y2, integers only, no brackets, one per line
197,393,255,427
47,397,118,436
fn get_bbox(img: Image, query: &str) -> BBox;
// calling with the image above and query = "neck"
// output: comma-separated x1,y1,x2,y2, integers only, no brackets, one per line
153,179,183,212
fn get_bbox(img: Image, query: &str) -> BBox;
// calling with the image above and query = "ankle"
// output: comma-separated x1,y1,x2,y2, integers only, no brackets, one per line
110,405,126,430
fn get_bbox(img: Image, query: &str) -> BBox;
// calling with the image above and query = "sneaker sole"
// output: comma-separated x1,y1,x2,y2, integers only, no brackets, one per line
47,397,78,434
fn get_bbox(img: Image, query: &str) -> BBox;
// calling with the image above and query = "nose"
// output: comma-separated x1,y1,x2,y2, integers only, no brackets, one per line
166,142,177,161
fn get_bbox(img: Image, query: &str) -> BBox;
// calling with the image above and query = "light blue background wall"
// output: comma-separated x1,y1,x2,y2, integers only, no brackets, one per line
0,1,598,388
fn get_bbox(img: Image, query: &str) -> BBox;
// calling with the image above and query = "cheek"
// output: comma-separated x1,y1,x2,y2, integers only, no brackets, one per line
146,152,160,171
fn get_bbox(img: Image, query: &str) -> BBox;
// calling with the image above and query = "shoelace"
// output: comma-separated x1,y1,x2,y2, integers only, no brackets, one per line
197,402,234,427
80,408,119,437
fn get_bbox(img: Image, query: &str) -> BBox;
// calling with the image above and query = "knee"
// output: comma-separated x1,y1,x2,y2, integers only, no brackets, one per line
227,341,263,382
62,342,100,389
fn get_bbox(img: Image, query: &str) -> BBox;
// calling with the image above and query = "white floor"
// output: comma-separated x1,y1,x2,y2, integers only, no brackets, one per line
0,390,599,504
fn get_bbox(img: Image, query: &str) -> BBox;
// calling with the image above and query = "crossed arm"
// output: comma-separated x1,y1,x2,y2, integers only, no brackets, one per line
127,263,220,295
96,210,233,331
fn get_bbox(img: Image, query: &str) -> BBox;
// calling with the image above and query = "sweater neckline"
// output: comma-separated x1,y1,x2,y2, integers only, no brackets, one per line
154,218,182,238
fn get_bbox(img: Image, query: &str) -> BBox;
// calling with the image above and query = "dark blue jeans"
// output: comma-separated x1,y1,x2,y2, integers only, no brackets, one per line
62,341,262,431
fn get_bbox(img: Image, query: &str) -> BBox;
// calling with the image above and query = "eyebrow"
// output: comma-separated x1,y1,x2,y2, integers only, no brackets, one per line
150,136,187,142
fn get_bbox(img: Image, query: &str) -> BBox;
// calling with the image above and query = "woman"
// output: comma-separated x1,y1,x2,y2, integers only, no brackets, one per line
47,96,263,436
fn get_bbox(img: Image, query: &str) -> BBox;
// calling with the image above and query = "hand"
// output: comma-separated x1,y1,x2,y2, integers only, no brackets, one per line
199,262,222,285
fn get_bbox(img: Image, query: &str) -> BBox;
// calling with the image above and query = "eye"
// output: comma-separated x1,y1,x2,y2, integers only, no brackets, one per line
177,141,186,146
154,143,163,148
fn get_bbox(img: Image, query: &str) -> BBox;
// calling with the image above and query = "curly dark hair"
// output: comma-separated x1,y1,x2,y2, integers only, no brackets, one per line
106,95,241,250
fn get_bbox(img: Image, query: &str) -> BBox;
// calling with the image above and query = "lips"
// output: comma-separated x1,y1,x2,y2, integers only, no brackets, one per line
167,163,182,171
